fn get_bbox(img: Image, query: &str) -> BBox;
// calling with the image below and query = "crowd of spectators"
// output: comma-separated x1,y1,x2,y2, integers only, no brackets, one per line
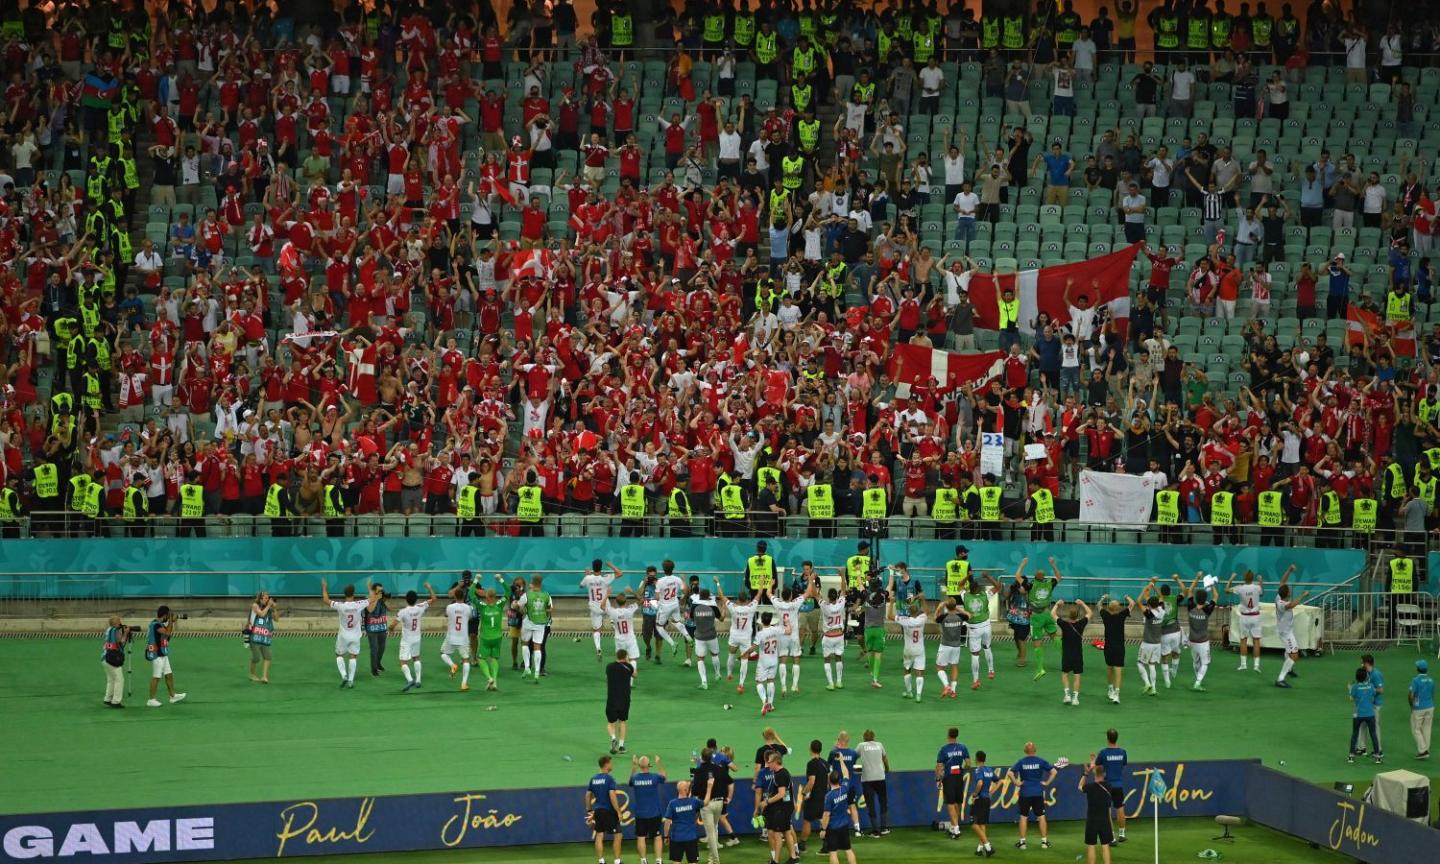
0,0,1435,544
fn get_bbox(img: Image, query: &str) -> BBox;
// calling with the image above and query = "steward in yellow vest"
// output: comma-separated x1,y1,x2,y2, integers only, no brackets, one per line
746,540,775,594
1389,557,1415,593
457,475,482,537
667,487,693,537
0,477,22,538
122,476,149,537
178,474,207,538
515,473,544,537
845,540,873,594
618,474,646,537
1028,484,1055,539
861,482,888,519
323,479,348,537
1350,498,1377,534
264,480,294,537
945,546,972,598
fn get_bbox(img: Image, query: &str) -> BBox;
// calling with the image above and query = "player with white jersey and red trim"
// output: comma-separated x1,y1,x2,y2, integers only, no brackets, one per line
894,598,928,703
606,590,641,679
390,582,437,692
719,584,758,692
320,578,377,689
581,559,623,661
753,612,792,716
441,585,474,691
819,583,849,691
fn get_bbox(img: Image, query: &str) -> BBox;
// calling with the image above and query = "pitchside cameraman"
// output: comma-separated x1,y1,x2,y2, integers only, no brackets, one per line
101,615,133,708
145,605,187,708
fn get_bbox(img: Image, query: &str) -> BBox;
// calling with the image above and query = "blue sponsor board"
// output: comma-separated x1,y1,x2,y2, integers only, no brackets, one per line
1245,765,1436,864
0,761,1248,862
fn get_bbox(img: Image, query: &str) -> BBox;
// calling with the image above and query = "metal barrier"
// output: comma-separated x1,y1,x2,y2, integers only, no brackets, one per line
9,511,1378,549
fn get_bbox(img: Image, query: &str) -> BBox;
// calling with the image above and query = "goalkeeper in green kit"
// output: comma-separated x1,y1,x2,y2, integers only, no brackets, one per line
470,575,510,691
1027,557,1064,681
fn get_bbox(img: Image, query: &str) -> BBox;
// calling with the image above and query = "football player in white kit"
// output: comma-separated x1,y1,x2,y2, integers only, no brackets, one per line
441,585,475,691
753,612,792,716
894,598,928,703
1226,565,1288,672
769,582,814,695
1273,568,1309,689
653,560,691,654
819,585,849,691
606,590,641,680
581,559,623,661
718,584,758,692
321,579,376,689
390,582,437,691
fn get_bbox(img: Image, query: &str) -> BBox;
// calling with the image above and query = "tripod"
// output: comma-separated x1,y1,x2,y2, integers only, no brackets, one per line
124,640,135,700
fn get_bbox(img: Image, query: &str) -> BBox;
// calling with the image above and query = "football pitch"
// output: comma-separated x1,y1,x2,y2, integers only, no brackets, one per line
4,635,1434,863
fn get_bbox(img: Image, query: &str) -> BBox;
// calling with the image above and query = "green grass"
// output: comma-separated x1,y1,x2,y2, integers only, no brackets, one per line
221,821,1352,864
4,636,1437,816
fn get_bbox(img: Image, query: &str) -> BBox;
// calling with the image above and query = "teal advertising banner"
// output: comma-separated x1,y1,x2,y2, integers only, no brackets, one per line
0,537,1368,600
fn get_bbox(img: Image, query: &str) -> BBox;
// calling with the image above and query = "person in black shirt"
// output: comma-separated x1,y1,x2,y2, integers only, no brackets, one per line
1078,763,1117,864
604,650,635,754
1056,598,1093,706
762,750,799,863
1099,595,1135,704
797,739,830,854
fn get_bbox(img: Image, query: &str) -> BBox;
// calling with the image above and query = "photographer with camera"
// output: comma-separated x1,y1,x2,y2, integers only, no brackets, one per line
247,591,280,683
145,605,187,708
101,615,132,707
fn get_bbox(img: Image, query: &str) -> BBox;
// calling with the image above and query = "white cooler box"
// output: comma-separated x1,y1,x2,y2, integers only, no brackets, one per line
1366,770,1431,824
1245,602,1323,652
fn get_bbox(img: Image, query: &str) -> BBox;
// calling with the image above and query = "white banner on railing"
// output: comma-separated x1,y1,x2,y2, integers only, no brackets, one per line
1077,470,1156,524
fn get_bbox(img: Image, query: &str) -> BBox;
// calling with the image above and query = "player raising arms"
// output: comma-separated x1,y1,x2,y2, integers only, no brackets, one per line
1026,557,1064,682
771,582,813,696
962,564,1009,690
1178,572,1219,691
718,583,757,691
820,583,849,691
320,578,377,689
754,612,792,715
893,597,929,703
441,585,475,691
1273,567,1310,689
653,560,691,656
581,559,623,661
1226,565,1288,673
390,582,437,692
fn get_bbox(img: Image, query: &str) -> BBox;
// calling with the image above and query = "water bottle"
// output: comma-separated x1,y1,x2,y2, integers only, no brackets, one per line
691,748,699,767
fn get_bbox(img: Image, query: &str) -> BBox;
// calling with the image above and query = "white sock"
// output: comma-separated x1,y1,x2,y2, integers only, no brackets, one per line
835,660,843,685
903,672,912,694
1238,654,1249,669
971,653,981,682
825,662,835,686
915,676,924,698
739,657,750,685
402,664,413,682
593,631,602,652
1197,657,1209,684
1161,663,1172,687
790,664,800,689
346,658,356,682
413,660,422,682
532,650,544,675
658,628,675,646
699,663,708,686
522,645,532,670
1278,657,1294,682
984,647,994,673
1137,662,1151,688
758,682,769,706
444,653,457,672
1254,656,1261,672
937,669,949,690
461,663,471,684
336,656,347,679
1064,687,1072,701
712,657,721,676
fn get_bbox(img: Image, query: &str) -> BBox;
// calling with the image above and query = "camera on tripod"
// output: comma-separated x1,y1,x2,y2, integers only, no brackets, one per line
124,625,142,635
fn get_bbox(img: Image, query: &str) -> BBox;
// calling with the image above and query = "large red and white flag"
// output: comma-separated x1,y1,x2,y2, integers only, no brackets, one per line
968,243,1142,335
508,248,553,280
889,345,1006,392
1347,306,1416,357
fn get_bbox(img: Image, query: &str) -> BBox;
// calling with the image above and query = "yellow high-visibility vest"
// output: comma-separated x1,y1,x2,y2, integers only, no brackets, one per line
720,484,746,519
1210,491,1234,526
1319,491,1342,526
845,554,870,589
1257,490,1283,526
323,484,342,518
668,489,692,518
457,485,479,518
945,559,971,596
1351,498,1377,533
1386,291,1409,322
1385,463,1406,498
755,31,778,63
806,483,834,518
861,487,887,518
1030,488,1054,523
516,485,543,522
33,463,58,498
979,486,1002,521
931,487,958,520
180,483,204,518
619,484,646,519
1390,558,1414,594
82,483,102,518
122,486,146,519
999,297,1019,330
1156,489,1180,524
748,554,774,591
264,483,288,517
611,13,633,46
